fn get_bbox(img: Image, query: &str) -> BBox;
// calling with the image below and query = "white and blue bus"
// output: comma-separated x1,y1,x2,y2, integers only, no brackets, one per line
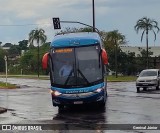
42,32,108,109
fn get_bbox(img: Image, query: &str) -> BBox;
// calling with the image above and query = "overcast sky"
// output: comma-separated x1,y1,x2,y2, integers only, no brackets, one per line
0,0,160,46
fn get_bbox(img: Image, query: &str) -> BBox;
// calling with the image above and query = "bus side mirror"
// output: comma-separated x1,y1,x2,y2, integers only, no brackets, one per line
101,49,108,65
42,53,49,70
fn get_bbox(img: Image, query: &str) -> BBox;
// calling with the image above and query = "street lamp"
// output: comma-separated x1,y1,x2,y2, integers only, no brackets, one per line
4,55,8,86
92,0,95,32
38,42,40,78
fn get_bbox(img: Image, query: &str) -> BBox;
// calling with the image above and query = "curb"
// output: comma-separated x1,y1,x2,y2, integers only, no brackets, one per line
107,80,136,82
0,107,7,114
0,85,20,89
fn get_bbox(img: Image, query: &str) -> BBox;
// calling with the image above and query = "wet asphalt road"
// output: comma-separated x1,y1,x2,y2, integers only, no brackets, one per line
0,78,160,133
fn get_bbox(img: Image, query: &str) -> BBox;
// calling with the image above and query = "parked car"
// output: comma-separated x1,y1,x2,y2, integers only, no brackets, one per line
136,69,160,92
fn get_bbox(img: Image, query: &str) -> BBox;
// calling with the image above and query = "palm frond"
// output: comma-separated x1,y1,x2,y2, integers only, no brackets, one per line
134,16,159,43
28,28,47,46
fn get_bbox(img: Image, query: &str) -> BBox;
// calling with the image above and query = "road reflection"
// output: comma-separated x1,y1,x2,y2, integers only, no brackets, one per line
52,105,107,131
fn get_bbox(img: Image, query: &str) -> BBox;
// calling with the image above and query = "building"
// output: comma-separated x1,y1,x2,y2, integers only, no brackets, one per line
120,46,160,57
2,46,10,50
121,46,160,69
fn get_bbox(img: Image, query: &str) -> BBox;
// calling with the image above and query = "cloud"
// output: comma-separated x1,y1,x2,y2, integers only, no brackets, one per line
0,0,160,45
0,0,56,19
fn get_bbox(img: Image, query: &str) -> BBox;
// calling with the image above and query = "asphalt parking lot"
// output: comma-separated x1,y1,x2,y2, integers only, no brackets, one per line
0,78,160,132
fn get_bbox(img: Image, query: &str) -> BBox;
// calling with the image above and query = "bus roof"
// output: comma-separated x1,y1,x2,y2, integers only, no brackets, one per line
51,32,102,48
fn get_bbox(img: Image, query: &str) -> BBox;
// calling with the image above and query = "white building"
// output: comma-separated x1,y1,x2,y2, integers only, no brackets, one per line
120,46,160,57
2,46,10,50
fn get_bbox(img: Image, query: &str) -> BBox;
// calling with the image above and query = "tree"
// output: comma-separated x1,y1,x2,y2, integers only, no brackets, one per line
28,28,47,77
18,40,28,51
134,17,159,68
105,30,126,78
0,48,6,72
136,48,153,71
20,42,50,74
125,52,136,75
56,27,93,35
8,45,21,57
3,43,13,47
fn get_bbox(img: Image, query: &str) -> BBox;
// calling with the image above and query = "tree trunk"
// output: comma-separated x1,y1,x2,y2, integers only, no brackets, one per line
115,40,118,78
146,30,149,69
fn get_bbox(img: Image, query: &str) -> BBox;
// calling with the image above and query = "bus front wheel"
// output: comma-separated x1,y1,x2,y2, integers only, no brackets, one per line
98,95,106,109
58,105,65,112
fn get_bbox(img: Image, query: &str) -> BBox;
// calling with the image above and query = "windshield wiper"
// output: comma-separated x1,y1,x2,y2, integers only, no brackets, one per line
64,69,90,86
77,69,90,85
64,69,74,86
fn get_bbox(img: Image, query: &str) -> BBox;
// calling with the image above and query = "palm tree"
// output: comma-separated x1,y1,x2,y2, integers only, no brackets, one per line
106,30,126,78
29,28,47,78
134,17,159,68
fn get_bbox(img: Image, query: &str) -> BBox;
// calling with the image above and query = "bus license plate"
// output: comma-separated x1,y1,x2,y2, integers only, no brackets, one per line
74,101,83,104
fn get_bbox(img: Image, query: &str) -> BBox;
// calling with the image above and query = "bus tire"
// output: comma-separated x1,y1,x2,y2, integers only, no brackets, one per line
58,105,64,109
58,105,64,113
143,87,147,91
137,87,140,93
98,96,106,109
156,82,159,90
98,101,106,109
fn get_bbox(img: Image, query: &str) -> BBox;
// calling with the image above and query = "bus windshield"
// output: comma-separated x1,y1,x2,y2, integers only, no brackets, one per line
51,45,103,88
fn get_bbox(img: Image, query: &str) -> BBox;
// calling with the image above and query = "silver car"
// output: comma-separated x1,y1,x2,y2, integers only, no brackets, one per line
136,69,160,92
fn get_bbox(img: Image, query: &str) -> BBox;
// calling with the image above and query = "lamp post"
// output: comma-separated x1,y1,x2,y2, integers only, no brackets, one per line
115,40,118,78
92,0,95,32
4,55,8,86
38,41,40,78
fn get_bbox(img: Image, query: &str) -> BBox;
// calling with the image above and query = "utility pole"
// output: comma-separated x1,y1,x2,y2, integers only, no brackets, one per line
92,0,95,32
38,40,40,78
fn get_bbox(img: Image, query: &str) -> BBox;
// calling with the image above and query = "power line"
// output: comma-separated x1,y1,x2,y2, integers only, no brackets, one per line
0,23,52,27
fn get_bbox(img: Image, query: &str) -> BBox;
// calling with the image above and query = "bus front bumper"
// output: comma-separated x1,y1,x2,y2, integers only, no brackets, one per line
51,91,106,106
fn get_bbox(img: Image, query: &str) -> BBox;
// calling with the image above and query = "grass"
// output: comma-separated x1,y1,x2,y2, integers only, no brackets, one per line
0,75,136,90
107,75,137,82
0,74,50,80
0,81,17,89
0,74,137,82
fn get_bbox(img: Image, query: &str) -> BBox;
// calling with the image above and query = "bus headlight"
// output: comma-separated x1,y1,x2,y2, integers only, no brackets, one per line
94,88,104,93
50,90,62,96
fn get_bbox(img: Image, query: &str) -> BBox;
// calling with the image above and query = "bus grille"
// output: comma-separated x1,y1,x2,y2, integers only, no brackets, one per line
62,92,94,98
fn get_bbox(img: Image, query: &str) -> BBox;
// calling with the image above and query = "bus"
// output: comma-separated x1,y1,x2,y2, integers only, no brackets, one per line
42,32,108,109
